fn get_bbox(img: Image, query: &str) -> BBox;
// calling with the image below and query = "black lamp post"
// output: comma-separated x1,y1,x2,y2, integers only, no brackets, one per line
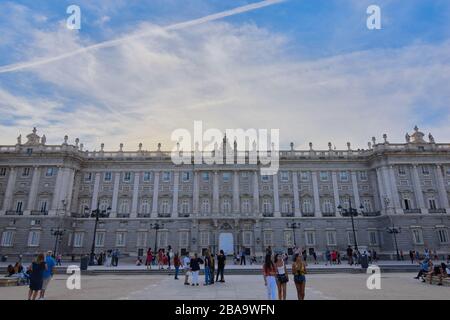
286,222,300,247
338,200,364,252
50,228,65,257
150,223,164,253
88,203,111,265
387,225,401,260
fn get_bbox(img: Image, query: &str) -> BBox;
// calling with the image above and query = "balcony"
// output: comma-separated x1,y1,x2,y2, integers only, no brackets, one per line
116,213,130,218
31,210,48,216
403,209,422,214
301,212,315,217
5,210,23,216
262,212,274,217
281,212,294,217
157,213,171,218
137,213,151,218
322,212,336,217
178,213,191,218
429,208,446,214
361,211,381,217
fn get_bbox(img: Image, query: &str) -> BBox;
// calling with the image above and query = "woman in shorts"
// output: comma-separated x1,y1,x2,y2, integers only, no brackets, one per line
292,254,307,300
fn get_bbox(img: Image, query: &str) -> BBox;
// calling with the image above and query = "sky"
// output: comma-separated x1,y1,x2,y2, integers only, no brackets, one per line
0,0,449,151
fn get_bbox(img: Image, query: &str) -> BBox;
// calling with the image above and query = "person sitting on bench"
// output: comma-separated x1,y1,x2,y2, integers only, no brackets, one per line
427,263,448,286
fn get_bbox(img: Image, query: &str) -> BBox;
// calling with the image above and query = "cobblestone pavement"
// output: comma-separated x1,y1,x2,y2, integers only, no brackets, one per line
0,272,448,300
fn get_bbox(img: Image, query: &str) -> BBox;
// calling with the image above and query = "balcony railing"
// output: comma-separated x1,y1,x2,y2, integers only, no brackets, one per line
322,212,336,217
137,213,151,218
5,210,23,216
361,211,381,217
262,212,274,217
157,213,171,218
31,210,48,216
429,208,446,214
281,212,294,217
404,209,422,214
117,213,130,218
301,212,315,217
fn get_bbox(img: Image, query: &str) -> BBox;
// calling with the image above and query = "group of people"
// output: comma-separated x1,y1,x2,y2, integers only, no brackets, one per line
262,252,307,300
408,248,450,264
181,250,227,286
414,258,450,286
141,247,174,269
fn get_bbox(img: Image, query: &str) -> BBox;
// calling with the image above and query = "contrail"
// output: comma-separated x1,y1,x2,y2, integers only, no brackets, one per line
0,0,285,74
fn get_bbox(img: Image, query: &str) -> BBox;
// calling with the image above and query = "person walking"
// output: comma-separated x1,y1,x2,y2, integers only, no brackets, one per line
167,245,173,270
146,248,153,270
210,253,215,284
325,249,331,266
158,249,164,270
174,253,181,280
301,249,307,263
204,250,212,285
292,254,307,300
274,254,288,300
262,254,277,300
105,250,112,267
56,253,62,266
28,253,47,300
183,254,191,285
240,248,246,266
409,250,415,264
347,246,353,265
40,251,56,300
216,250,226,282
190,253,203,286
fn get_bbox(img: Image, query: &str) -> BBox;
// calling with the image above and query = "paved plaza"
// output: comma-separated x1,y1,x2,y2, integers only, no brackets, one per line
0,272,448,300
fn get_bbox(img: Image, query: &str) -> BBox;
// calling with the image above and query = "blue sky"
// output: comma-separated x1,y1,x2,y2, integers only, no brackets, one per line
0,0,450,150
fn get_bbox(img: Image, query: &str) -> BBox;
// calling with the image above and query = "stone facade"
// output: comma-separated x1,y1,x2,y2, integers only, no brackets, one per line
0,127,449,259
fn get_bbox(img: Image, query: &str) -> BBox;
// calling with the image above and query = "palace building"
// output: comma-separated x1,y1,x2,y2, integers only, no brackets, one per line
0,127,449,259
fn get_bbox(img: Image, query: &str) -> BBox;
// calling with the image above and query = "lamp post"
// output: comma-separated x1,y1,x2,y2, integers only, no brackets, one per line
387,225,401,260
88,203,111,266
50,228,65,257
286,222,300,247
150,223,164,253
338,200,364,252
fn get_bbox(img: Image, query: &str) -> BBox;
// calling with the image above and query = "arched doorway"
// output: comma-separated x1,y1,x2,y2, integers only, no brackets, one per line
219,233,234,255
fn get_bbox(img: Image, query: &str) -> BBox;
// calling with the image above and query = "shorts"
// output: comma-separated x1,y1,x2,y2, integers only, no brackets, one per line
294,275,306,283
42,277,52,290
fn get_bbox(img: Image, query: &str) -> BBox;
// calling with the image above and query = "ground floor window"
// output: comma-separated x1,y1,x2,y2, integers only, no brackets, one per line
1,231,14,247
437,229,448,244
412,229,424,245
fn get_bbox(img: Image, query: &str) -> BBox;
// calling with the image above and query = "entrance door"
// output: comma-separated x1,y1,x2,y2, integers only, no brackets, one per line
219,233,234,255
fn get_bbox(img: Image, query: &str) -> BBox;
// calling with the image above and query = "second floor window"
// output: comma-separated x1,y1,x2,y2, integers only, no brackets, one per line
104,172,112,182
262,199,272,214
339,171,349,182
22,167,31,177
182,172,190,182
0,168,7,176
181,200,190,214
45,168,54,177
281,171,289,182
162,172,171,182
160,200,170,214
222,199,231,213
143,172,152,182
242,199,250,213
84,173,92,182
421,166,430,175
398,166,406,176
123,172,132,182
320,171,328,181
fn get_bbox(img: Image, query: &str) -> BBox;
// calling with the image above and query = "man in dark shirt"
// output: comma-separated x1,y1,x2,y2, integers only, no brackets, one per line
190,253,203,286
216,250,226,282
347,246,353,265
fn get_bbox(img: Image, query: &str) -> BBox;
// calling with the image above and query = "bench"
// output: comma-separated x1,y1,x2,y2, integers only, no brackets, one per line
0,277,19,287
421,275,450,286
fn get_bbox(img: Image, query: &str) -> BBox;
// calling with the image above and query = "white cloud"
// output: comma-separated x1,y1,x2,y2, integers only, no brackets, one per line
0,15,449,151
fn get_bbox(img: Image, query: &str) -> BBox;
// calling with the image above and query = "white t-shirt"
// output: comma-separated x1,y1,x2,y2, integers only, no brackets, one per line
183,256,190,269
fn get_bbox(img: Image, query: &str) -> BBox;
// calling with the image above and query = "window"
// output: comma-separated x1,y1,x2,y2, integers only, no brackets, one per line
261,175,269,182
45,168,54,177
242,199,250,213
160,200,170,214
320,171,328,181
140,199,150,214
305,231,315,246
347,231,357,245
281,171,289,182
403,198,411,210
241,172,249,178
201,172,209,182
201,199,210,213
181,200,190,214
28,231,40,247
38,200,48,213
119,199,129,214
162,172,171,182
428,198,437,210
368,231,378,245
326,231,337,246
363,199,373,213
222,199,231,213
243,231,252,246
300,172,309,181
262,199,272,214
284,231,294,247
116,232,126,247
95,232,105,247
22,167,31,177
179,231,189,247
0,168,6,176
421,166,430,175
1,231,14,247
437,229,448,244
15,201,24,213
359,171,368,181
200,232,210,247
182,172,190,182
104,172,112,182
136,232,147,247
322,199,333,213
281,199,292,214
398,166,406,176
222,172,231,182
302,199,312,214
79,200,89,214
143,172,152,182
412,229,424,245
84,173,92,182
263,231,273,247
73,232,84,247
123,172,132,182
339,171,349,182
158,231,168,248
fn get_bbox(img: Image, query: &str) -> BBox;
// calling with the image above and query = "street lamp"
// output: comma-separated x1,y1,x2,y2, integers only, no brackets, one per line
88,203,111,265
150,223,164,253
387,225,401,261
337,200,364,252
50,228,65,257
286,222,300,247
